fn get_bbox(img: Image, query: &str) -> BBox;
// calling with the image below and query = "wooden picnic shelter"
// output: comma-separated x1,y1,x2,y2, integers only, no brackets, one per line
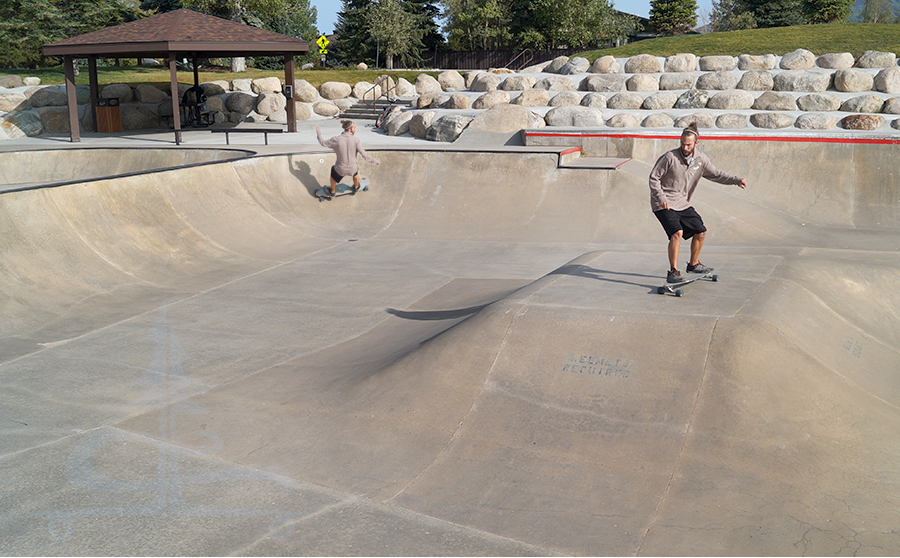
42,9,310,144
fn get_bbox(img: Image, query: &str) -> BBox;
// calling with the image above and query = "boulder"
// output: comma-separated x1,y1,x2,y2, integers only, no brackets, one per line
707,90,754,110
226,92,256,113
750,112,794,129
37,107,71,134
642,113,674,127
780,49,816,70
737,70,774,91
426,114,473,142
357,63,368,70
794,113,837,130
466,103,545,133
333,97,356,111
535,76,576,91
0,92,29,112
256,92,286,116
121,105,159,130
545,56,570,74
396,77,417,97
840,95,884,113
26,86,66,107
624,54,660,73
642,91,677,110
512,89,550,107
699,55,735,71
0,111,42,138
293,79,319,102
560,57,591,75
312,101,340,117
874,67,900,94
841,114,884,130
385,110,414,136
438,70,465,91
352,81,381,100
751,91,797,111
470,73,502,92
673,113,714,129
443,93,471,109
267,109,288,123
521,61,552,73
715,113,748,129
500,76,537,90
544,105,604,126
605,113,640,128
590,56,620,74
473,90,511,109
737,54,776,70
674,89,709,109
696,71,737,90
580,92,607,108
200,81,229,96
205,96,225,113
417,94,440,109
0,75,25,88
134,84,168,104
549,91,582,106
892,118,900,130
855,50,896,68
606,92,644,109
665,53,696,73
320,81,352,100
797,93,841,112
626,74,658,91
579,74,625,92
409,111,435,138
251,76,282,93
817,52,854,69
101,83,133,103
293,102,312,121
774,70,832,92
231,79,252,92
23,77,41,86
301,63,315,70
465,71,486,88
884,97,900,114
659,73,695,90
834,69,874,92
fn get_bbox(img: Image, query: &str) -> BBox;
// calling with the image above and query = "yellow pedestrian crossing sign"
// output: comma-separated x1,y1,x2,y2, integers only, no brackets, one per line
316,35,329,54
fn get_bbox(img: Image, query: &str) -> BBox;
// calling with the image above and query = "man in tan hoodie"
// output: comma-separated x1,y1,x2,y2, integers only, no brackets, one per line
316,120,380,197
649,123,747,283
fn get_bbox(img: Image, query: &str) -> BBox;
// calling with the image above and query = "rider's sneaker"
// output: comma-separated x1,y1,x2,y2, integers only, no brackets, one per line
687,262,713,274
667,268,683,283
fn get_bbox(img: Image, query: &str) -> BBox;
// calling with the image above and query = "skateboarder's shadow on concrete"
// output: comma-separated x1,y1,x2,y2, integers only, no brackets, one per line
552,264,659,292
288,155,325,197
386,304,490,321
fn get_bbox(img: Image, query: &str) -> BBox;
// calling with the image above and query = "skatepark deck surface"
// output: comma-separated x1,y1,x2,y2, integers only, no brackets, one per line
1,121,899,556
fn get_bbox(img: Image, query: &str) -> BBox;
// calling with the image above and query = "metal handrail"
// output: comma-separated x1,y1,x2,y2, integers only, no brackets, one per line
362,74,401,116
508,49,534,71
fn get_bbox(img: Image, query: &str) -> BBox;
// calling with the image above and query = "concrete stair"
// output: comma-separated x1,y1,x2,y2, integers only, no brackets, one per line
339,98,396,121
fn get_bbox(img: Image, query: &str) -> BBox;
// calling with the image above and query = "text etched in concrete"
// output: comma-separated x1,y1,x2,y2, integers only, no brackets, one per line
562,354,634,378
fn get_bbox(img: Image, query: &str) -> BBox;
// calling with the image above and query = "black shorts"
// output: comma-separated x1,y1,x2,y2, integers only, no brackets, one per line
330,166,358,183
654,207,707,240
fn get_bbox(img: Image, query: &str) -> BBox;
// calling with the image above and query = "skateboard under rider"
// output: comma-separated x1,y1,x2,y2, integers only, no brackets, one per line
656,271,718,297
315,178,369,202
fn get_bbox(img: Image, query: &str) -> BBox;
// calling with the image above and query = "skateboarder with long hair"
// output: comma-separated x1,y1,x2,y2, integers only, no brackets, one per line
649,123,747,283
316,120,380,198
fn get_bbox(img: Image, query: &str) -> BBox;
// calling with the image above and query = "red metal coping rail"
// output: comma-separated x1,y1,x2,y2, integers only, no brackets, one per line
524,131,900,146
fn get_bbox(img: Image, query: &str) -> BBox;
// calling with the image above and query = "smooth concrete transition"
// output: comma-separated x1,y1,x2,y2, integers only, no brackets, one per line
1,128,899,556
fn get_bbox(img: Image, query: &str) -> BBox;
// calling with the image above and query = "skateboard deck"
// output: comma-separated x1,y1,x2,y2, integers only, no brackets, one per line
315,179,369,201
656,271,717,297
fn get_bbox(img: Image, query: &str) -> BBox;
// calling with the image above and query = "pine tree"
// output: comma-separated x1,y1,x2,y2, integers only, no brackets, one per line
649,0,698,34
803,0,854,22
333,0,376,65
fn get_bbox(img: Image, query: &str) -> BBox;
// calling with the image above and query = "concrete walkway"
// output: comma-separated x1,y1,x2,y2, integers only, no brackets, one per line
1,122,899,555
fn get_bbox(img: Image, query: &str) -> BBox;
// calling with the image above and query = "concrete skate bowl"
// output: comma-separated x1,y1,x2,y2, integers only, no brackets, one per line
1,143,899,556
0,147,254,192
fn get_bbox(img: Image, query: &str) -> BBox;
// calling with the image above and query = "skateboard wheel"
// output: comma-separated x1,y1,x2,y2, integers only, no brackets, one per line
675,289,684,297
711,274,718,282
657,286,666,295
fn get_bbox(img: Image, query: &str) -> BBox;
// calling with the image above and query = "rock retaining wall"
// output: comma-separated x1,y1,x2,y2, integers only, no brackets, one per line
1,48,899,142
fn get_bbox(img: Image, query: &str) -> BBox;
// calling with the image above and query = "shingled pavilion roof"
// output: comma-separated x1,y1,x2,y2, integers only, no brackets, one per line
43,9,309,143
43,9,309,59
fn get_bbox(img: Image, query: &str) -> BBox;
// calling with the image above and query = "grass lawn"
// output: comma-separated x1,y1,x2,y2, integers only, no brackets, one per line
0,65,440,89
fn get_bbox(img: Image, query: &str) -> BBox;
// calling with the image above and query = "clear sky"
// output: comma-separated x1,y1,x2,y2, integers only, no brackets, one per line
310,0,716,36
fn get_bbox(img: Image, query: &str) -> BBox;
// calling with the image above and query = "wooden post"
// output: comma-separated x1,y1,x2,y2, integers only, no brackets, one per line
63,55,80,142
88,55,99,132
169,54,182,145
284,54,296,133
